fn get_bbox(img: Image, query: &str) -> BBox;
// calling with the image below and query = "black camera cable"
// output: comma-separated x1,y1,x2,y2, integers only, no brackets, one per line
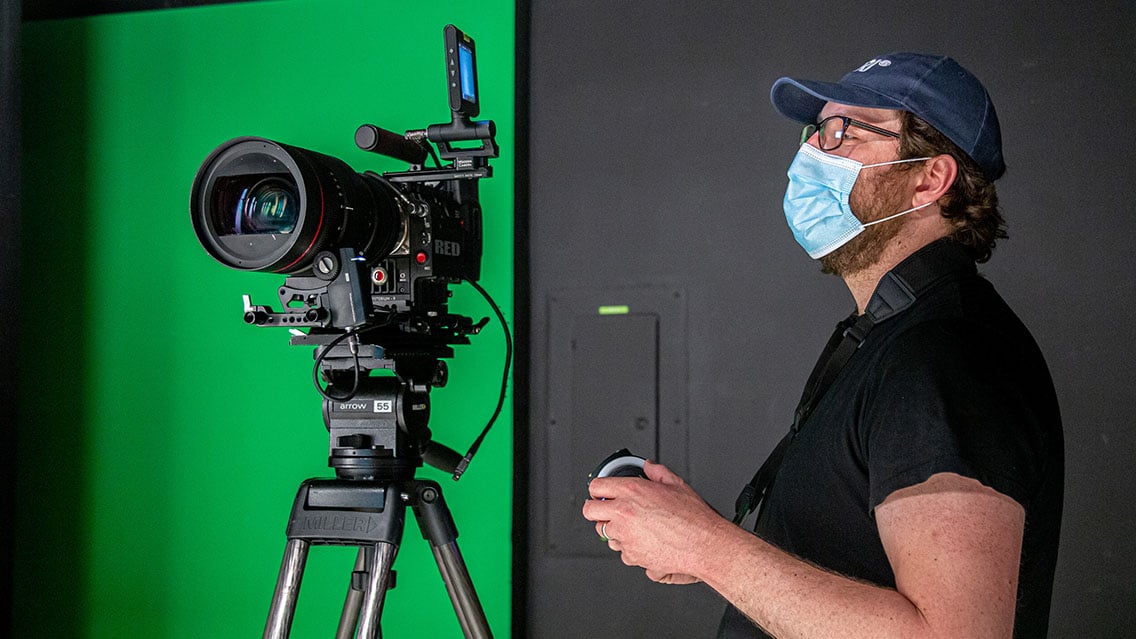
310,312,396,402
451,277,512,481
311,327,363,402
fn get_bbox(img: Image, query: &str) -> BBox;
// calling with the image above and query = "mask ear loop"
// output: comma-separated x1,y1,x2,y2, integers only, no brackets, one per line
861,156,931,169
862,199,936,228
858,156,934,228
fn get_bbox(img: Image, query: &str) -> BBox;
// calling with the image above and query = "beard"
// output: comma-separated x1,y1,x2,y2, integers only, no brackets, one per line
819,166,912,277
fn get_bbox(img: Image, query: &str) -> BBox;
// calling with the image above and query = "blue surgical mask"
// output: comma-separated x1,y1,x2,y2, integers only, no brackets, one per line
783,143,932,259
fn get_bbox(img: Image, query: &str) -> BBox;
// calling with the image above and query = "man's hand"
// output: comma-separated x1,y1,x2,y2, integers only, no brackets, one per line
582,459,728,584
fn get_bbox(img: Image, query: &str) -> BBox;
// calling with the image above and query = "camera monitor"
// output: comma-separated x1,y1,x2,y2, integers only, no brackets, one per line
445,24,479,118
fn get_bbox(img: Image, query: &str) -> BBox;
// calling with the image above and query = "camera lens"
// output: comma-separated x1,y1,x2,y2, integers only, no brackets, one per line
190,137,400,274
237,177,299,234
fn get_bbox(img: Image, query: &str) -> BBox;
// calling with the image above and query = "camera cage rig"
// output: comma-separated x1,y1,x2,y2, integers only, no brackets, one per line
242,91,498,334
220,23,504,484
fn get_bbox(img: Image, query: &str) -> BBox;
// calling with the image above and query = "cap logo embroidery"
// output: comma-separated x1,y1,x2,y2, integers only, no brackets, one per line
854,59,892,73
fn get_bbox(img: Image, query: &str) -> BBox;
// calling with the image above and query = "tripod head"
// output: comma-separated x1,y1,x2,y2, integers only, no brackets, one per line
294,326,470,482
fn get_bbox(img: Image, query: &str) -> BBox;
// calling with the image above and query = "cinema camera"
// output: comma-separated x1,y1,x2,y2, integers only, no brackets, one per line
189,25,505,639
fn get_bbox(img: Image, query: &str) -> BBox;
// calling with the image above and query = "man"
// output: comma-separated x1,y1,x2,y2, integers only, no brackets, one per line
582,53,1063,638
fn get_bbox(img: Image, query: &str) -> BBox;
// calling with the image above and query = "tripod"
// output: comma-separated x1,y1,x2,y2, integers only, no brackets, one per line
262,476,491,639
261,335,493,639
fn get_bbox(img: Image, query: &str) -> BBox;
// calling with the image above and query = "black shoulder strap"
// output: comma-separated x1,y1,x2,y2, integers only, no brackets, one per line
731,312,874,524
731,240,973,525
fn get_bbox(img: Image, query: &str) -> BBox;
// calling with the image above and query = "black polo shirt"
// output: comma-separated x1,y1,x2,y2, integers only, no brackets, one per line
718,239,1064,638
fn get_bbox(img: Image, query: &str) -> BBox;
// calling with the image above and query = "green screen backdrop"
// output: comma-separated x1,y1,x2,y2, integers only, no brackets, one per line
17,1,515,636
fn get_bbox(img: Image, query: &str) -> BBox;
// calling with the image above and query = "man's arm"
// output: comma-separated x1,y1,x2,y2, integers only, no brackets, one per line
583,462,1024,639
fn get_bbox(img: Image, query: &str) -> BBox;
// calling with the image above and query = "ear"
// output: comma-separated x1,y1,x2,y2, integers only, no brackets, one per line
912,154,958,207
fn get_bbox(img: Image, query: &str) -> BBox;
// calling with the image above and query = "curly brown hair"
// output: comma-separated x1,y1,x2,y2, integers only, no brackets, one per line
896,111,1007,263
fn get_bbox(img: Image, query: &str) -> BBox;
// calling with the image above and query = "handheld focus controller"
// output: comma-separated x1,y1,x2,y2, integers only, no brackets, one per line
587,448,648,485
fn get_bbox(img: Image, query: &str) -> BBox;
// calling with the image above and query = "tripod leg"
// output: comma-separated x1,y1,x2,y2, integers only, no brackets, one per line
432,540,493,638
356,542,399,639
410,481,493,639
336,548,368,639
264,538,310,639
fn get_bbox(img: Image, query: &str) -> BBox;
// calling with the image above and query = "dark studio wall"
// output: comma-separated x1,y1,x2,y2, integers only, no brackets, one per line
1,0,20,634
522,1,1135,637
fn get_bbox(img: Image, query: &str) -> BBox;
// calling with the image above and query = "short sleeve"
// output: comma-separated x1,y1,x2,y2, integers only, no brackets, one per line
863,319,1044,512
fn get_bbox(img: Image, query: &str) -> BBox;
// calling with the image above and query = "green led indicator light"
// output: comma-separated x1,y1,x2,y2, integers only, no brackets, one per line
597,305,630,315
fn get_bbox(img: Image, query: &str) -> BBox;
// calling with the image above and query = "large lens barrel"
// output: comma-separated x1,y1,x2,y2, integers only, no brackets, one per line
190,137,401,273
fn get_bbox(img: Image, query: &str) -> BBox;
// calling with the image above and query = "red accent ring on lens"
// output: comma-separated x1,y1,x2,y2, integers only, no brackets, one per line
277,168,326,273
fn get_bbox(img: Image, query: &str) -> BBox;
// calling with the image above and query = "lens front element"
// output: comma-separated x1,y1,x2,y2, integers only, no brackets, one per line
231,176,299,234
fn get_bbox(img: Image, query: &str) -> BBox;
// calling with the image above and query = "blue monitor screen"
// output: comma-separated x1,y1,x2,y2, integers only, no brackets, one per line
459,44,477,104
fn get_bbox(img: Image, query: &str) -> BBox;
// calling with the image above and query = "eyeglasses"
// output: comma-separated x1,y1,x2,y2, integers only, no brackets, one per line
800,115,900,151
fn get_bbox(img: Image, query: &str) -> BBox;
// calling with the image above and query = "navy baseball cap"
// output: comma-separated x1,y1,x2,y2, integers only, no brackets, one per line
770,52,1005,180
